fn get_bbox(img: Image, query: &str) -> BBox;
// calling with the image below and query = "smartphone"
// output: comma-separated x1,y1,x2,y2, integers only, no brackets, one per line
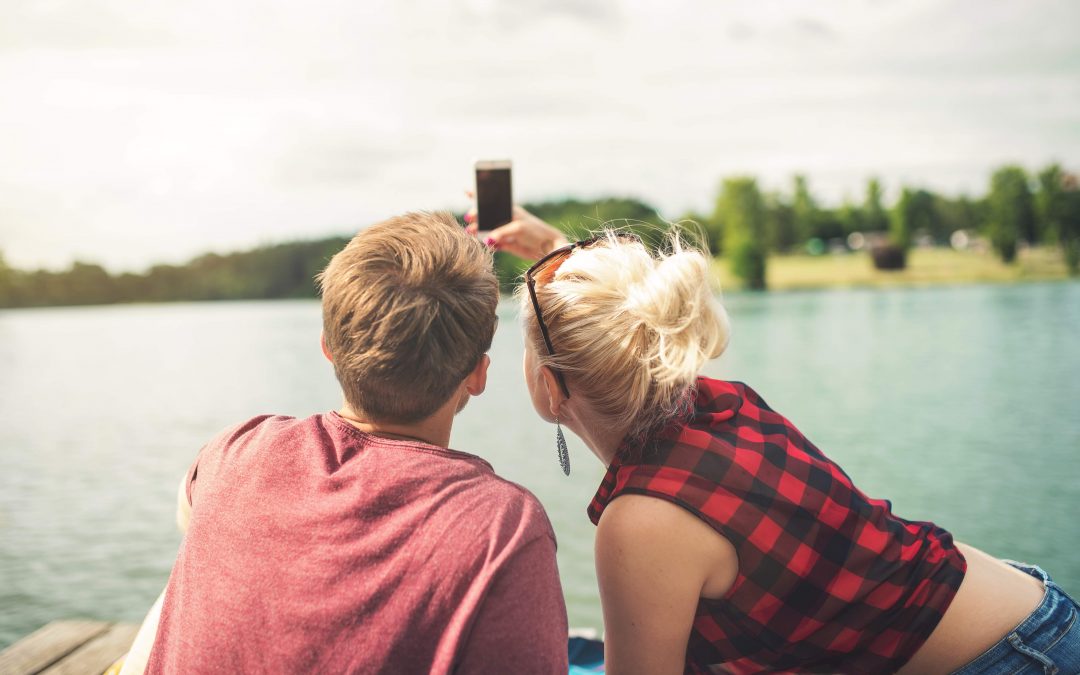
475,160,513,230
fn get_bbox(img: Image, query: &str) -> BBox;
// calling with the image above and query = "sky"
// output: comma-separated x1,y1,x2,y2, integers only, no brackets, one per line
1,0,1078,271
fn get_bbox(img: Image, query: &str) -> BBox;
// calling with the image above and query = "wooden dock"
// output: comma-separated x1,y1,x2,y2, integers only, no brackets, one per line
0,621,138,675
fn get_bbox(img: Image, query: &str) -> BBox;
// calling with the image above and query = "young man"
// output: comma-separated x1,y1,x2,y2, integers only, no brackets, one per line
127,212,568,674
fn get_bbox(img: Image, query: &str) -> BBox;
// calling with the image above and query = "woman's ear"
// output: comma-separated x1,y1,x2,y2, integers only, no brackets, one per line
320,332,333,363
539,365,566,418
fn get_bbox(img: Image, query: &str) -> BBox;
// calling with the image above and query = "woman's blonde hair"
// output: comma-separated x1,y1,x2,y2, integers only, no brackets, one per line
519,228,730,449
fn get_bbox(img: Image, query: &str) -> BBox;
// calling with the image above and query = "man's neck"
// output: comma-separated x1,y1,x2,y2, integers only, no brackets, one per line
337,401,455,449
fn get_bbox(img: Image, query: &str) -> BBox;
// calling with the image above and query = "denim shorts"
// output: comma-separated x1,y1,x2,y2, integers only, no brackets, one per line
951,561,1080,675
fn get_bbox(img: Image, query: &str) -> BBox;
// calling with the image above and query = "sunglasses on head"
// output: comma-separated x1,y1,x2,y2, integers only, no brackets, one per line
525,232,642,399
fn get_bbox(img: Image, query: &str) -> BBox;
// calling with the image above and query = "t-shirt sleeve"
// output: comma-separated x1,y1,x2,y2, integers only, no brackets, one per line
455,531,569,674
175,445,206,534
179,416,277,534
185,445,204,501
184,418,261,510
176,469,193,534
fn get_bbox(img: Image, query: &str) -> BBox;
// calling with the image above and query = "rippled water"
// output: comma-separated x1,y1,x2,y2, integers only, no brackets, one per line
2,282,1079,648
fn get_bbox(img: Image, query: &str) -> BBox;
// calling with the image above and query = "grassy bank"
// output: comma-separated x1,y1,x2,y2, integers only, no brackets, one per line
712,246,1073,292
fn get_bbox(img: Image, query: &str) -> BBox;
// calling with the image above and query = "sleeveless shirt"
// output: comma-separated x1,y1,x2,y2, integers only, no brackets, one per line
588,378,966,674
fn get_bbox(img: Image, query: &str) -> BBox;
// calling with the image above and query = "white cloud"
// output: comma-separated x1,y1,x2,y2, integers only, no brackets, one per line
0,0,1077,270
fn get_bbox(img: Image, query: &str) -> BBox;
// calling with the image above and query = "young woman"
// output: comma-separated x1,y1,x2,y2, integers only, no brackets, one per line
483,210,1080,674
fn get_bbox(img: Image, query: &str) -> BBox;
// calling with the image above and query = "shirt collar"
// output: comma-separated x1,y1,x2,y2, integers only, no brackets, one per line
586,377,743,526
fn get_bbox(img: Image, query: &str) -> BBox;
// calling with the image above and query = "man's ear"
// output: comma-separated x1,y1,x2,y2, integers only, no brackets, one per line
539,365,565,419
464,354,490,397
320,332,333,363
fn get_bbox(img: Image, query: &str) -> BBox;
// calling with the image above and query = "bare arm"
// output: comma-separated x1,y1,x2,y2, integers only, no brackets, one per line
595,494,739,675
117,589,165,675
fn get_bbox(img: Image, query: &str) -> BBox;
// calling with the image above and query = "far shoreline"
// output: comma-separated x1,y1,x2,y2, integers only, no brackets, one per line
0,246,1075,312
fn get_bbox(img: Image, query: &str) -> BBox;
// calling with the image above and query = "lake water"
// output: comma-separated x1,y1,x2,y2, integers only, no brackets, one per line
1,282,1079,649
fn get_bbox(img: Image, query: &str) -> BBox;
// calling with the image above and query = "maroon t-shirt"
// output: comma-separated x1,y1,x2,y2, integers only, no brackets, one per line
147,413,568,674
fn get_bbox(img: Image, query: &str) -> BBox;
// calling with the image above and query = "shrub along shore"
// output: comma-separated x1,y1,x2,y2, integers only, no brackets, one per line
713,245,1070,293
2,163,1078,309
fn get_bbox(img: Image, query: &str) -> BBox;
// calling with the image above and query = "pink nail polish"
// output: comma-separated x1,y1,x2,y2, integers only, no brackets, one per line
484,237,497,248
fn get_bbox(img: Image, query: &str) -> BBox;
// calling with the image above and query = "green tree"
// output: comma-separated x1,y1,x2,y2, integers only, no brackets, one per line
934,194,980,240
891,188,914,251
526,197,666,245
891,189,913,251
811,209,847,242
717,177,767,289
837,200,863,238
491,197,669,293
987,166,1035,263
1036,164,1066,245
763,192,797,253
792,175,818,246
863,178,889,232
1057,171,1080,275
0,251,13,307
891,188,939,250
66,262,115,305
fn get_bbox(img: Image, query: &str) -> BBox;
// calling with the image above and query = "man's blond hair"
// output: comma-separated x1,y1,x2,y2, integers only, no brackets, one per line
318,211,498,424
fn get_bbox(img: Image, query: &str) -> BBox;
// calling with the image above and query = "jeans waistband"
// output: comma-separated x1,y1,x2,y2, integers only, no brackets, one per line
1002,559,1051,586
950,561,1079,674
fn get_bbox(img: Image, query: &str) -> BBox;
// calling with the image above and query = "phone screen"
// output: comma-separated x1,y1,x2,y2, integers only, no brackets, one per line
475,161,513,230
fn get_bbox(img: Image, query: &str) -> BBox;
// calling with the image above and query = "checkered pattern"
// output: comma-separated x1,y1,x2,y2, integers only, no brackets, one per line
588,378,966,675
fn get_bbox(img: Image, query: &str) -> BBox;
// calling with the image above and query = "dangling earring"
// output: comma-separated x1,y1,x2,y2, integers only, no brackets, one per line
555,417,570,476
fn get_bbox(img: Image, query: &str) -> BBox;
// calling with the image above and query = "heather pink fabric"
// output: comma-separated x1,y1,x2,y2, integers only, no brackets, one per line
147,413,568,674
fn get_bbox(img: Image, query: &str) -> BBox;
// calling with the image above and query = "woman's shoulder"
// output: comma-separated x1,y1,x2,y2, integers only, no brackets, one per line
597,492,739,596
600,491,716,536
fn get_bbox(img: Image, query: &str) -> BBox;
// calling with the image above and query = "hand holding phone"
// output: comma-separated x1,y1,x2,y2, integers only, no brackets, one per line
468,160,568,260
475,160,513,231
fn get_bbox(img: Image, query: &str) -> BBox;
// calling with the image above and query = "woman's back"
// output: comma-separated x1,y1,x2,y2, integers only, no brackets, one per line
897,543,1043,673
589,377,967,672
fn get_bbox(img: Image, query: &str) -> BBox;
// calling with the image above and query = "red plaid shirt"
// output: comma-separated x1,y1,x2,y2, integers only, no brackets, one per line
588,377,966,674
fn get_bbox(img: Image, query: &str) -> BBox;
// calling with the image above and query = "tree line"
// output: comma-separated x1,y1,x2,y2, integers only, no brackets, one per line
695,163,1080,289
1,164,1078,308
0,238,350,308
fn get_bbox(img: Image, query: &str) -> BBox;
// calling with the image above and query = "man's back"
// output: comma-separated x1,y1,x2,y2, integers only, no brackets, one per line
147,413,568,674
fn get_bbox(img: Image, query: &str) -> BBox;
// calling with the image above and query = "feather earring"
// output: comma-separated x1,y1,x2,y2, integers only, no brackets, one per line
555,417,570,476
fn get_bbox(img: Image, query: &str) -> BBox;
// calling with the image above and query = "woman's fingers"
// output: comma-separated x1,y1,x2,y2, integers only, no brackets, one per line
488,220,553,260
460,200,568,261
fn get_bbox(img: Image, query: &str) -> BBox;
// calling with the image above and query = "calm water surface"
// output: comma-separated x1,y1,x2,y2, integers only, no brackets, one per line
1,282,1079,647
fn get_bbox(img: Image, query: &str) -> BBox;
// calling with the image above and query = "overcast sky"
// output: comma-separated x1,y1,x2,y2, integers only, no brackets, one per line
1,0,1078,271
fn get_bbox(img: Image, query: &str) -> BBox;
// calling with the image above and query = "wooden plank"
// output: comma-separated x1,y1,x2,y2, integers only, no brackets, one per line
40,623,138,675
0,621,111,675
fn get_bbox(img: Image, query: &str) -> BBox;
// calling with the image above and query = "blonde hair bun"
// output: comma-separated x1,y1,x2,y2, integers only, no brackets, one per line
619,243,729,386
525,229,730,442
